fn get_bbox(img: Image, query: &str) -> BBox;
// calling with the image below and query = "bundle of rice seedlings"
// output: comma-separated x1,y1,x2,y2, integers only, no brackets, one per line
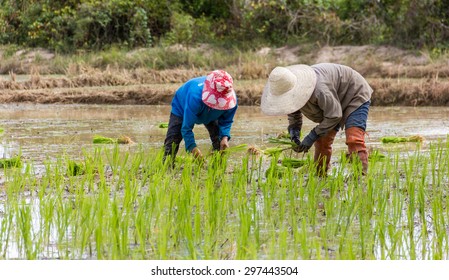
0,156,22,168
265,165,287,178
93,135,134,144
263,147,288,156
267,137,298,147
93,135,115,144
281,157,307,168
117,135,134,144
381,135,424,144
158,122,169,128
247,145,261,156
0,127,4,134
222,144,248,153
368,150,386,160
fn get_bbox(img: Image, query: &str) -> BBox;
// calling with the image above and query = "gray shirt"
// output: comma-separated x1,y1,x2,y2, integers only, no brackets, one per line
288,63,372,136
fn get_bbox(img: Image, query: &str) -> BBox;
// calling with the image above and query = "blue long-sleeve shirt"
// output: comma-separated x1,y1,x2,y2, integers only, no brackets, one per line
171,76,238,152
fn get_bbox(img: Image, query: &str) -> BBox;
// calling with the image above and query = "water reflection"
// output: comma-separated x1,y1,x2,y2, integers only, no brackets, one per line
0,104,448,165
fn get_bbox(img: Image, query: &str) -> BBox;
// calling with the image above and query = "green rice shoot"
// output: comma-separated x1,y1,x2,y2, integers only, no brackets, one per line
381,135,424,143
158,122,169,128
93,135,134,144
0,156,22,168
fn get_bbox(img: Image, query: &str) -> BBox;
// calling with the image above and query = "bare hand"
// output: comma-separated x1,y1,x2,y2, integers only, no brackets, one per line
220,137,229,151
191,147,204,161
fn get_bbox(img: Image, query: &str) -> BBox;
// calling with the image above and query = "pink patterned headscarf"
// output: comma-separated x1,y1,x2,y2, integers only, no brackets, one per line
201,70,237,110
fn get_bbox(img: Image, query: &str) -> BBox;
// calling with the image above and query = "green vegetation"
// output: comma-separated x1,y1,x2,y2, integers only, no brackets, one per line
158,122,169,129
381,135,425,144
0,139,448,260
0,156,22,168
1,0,448,53
281,158,307,168
93,135,134,144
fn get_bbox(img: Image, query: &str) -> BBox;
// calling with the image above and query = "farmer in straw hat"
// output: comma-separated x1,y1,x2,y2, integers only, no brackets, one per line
261,63,372,175
163,70,238,163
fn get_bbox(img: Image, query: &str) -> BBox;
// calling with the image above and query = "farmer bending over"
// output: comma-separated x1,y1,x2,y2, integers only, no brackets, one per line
261,63,372,175
163,70,238,163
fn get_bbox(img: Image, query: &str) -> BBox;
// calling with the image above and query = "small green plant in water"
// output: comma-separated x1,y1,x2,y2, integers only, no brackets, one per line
93,135,134,144
265,165,287,178
381,135,424,143
281,157,307,168
0,156,22,168
158,122,169,128
67,160,85,176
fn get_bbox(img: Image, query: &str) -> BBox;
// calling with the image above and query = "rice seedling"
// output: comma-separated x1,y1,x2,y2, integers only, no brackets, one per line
267,137,298,147
0,136,448,260
0,156,22,168
66,160,85,176
281,157,307,168
381,135,425,144
92,135,134,144
158,122,169,128
228,143,250,153
263,147,289,156
247,145,261,156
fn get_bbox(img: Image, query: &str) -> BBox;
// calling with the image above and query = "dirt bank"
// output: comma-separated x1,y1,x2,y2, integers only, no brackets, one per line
1,78,448,106
1,45,448,106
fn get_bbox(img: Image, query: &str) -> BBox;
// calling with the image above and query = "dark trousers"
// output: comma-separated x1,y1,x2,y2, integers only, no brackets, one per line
163,113,220,161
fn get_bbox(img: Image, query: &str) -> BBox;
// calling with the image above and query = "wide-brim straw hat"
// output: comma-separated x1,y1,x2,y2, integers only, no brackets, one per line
261,65,317,115
202,70,237,110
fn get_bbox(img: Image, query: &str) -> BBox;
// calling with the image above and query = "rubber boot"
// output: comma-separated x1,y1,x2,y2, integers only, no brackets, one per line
314,129,337,176
345,126,368,175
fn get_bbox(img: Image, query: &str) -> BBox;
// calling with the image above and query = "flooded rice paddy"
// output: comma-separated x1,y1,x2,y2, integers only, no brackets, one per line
1,104,449,260
1,104,448,164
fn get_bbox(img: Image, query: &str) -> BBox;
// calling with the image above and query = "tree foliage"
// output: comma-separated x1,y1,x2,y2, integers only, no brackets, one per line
0,0,448,52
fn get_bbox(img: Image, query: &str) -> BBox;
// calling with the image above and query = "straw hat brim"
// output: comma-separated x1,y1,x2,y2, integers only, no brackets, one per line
261,65,317,115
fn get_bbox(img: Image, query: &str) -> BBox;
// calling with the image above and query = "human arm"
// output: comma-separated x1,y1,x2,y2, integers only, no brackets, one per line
297,91,341,152
181,96,202,153
218,105,238,150
287,109,303,147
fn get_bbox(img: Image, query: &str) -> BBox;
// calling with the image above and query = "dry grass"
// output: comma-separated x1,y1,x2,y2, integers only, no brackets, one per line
1,76,448,106
369,78,449,106
1,47,449,106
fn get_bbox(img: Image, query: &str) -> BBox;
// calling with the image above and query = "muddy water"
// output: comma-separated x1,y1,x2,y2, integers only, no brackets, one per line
1,104,448,166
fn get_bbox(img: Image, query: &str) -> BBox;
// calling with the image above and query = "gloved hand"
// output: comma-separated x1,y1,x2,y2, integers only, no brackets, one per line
289,129,301,151
220,136,229,151
296,129,319,153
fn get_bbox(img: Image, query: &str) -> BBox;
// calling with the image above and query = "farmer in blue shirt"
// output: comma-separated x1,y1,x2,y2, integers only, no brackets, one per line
163,70,238,162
